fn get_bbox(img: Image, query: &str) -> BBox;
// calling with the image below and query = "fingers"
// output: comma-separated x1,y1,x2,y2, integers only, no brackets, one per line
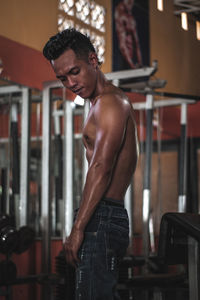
64,228,83,267
65,238,80,267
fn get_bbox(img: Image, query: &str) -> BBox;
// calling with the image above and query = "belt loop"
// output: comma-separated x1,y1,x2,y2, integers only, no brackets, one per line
108,206,113,220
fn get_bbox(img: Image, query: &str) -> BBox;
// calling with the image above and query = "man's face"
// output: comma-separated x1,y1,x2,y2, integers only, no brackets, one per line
51,49,98,99
124,0,134,11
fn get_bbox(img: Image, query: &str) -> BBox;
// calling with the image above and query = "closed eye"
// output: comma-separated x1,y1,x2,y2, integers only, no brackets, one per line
70,67,80,75
57,75,67,82
56,67,80,81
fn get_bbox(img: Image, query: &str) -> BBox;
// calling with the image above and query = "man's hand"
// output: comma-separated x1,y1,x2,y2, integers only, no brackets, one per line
64,227,84,267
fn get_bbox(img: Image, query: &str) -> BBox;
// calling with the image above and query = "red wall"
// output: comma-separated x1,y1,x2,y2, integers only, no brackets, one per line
0,35,57,90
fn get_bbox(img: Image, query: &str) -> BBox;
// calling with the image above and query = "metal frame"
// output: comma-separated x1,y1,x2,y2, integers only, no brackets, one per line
63,99,74,239
0,85,30,226
124,184,133,251
105,66,157,81
141,94,154,263
82,100,90,187
188,236,200,300
174,0,200,14
178,103,188,212
41,83,52,279
19,88,31,227
133,95,197,261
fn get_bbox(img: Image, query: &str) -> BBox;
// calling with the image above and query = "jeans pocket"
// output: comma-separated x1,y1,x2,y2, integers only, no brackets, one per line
107,221,129,259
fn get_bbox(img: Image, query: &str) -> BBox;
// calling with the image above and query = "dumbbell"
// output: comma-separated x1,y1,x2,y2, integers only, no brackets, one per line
54,250,75,300
0,214,17,255
0,214,15,230
14,226,35,254
0,259,17,284
0,225,19,255
0,223,35,255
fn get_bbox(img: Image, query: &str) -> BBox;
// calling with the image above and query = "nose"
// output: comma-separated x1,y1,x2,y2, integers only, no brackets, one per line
65,76,77,90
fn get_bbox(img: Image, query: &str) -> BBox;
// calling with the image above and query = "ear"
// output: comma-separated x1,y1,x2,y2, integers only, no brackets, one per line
88,52,98,68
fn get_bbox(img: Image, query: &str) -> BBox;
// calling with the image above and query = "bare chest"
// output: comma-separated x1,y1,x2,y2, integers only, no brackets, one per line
82,111,96,151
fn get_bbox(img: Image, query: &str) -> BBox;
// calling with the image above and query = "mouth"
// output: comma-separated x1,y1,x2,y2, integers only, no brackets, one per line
72,87,83,95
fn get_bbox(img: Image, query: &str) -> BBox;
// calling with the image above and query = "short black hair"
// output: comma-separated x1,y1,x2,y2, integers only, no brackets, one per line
43,28,101,65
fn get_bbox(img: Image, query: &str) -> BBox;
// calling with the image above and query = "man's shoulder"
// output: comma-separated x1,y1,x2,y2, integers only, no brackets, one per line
92,92,132,124
96,88,130,110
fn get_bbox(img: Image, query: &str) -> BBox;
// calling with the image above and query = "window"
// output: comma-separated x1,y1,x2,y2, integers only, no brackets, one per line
58,0,106,63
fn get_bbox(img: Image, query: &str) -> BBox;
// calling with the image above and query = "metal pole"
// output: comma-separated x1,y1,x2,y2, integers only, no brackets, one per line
41,85,52,299
178,103,188,212
124,184,133,253
53,105,63,235
188,236,200,300
35,102,41,235
10,102,20,224
63,100,74,241
19,88,31,227
82,100,90,188
142,94,154,267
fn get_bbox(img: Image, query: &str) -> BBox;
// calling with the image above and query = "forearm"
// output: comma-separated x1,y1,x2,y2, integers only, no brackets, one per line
73,163,113,231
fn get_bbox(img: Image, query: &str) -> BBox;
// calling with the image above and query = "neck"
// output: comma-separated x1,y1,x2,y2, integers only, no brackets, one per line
89,69,108,104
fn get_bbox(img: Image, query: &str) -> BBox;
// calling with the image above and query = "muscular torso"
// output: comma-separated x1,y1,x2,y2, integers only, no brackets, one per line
82,84,138,202
115,3,136,33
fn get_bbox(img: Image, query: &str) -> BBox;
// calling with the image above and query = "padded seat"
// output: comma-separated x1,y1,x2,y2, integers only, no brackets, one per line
124,213,200,300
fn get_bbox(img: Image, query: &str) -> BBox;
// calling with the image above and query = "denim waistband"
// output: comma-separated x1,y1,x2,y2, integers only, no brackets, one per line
100,197,124,208
74,199,127,227
82,203,128,232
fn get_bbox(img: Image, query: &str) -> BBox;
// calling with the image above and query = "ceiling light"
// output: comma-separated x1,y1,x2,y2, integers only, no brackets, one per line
157,0,163,11
196,21,200,40
181,12,188,31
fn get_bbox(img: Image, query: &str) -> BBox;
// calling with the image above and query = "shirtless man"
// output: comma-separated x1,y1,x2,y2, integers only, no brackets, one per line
115,0,143,69
43,28,138,300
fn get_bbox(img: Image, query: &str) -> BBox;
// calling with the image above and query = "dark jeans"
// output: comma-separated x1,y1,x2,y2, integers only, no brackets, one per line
75,201,129,300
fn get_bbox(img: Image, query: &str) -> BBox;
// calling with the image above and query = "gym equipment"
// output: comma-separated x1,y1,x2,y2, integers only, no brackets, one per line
0,144,8,214
0,86,31,228
142,94,154,268
0,214,14,230
0,226,18,255
133,95,197,267
14,226,35,254
1,169,7,214
54,249,75,300
158,213,200,300
53,105,63,235
0,214,34,255
124,212,200,300
0,260,17,284
10,102,21,231
178,104,188,212
10,103,20,197
19,88,31,228
118,256,135,284
0,214,18,254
